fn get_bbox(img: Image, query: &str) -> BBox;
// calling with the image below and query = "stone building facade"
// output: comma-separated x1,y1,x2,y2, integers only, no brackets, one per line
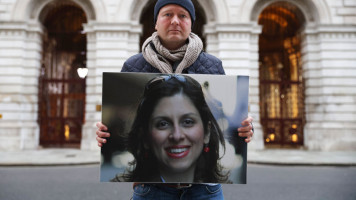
0,0,355,151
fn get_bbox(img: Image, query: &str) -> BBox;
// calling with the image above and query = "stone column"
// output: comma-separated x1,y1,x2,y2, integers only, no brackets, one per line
0,21,43,150
302,25,356,151
81,22,142,150
204,23,264,150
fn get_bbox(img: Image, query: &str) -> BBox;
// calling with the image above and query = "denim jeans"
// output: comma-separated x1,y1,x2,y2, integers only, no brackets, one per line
132,183,224,200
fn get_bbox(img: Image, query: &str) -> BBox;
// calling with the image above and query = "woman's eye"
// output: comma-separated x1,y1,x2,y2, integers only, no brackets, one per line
182,119,195,127
156,120,169,129
180,14,187,18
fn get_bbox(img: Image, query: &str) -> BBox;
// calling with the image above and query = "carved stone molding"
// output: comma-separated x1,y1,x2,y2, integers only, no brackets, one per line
84,22,142,40
0,30,26,37
204,23,261,35
0,22,43,37
84,22,142,33
319,32,356,39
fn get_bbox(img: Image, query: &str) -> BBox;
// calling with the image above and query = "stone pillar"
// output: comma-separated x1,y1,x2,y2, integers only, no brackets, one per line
0,21,43,150
81,22,142,150
302,25,356,151
204,23,264,150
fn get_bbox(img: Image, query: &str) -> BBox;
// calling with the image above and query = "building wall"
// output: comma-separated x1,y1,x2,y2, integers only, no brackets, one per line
0,21,42,150
0,0,355,151
302,24,356,151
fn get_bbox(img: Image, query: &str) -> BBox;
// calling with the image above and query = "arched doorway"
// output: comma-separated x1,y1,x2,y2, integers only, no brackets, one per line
258,2,306,147
38,2,87,148
139,0,207,50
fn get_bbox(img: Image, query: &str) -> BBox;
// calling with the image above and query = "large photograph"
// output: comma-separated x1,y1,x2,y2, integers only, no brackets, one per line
100,72,249,184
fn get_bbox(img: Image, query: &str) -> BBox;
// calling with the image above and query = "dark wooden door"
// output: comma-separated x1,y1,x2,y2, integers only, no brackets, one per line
258,2,306,147
38,4,87,148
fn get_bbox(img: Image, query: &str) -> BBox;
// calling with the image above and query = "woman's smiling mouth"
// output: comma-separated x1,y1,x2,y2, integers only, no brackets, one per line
165,146,190,159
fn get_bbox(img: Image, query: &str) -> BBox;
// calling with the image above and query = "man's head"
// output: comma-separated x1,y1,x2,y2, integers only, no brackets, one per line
154,3,193,50
154,0,196,27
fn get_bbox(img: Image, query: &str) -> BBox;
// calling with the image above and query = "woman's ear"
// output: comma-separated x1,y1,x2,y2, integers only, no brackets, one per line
204,121,211,144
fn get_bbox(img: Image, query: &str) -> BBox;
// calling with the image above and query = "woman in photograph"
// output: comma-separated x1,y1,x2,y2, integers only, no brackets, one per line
111,74,229,183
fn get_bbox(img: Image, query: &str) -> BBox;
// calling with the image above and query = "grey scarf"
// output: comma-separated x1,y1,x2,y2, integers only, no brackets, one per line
142,32,203,73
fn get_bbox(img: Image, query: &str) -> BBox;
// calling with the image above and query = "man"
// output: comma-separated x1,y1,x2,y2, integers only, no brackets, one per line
96,0,254,199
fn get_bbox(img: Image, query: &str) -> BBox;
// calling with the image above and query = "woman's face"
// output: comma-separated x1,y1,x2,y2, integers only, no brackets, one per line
148,93,209,176
155,4,192,50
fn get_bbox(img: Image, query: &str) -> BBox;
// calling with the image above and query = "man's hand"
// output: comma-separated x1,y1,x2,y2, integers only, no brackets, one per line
96,122,110,147
237,116,254,143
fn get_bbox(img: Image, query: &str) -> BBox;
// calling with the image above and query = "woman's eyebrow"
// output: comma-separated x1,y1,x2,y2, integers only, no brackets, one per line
180,113,200,119
151,112,199,119
183,112,199,116
151,116,170,121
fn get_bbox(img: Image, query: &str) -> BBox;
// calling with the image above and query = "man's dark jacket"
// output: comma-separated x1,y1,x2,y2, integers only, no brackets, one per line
121,52,225,75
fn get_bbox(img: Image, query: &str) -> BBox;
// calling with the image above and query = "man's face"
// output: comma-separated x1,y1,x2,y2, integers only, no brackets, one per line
155,4,192,50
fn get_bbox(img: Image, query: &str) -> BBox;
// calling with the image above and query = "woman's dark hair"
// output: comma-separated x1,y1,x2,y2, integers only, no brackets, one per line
120,74,228,183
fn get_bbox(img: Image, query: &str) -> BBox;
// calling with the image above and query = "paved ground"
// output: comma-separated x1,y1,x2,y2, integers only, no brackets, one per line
248,149,356,166
1,164,355,200
1,148,356,166
1,149,356,200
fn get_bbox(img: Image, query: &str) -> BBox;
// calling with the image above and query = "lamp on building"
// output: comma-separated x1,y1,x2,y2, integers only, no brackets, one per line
292,134,298,143
77,67,88,79
64,124,70,141
290,124,298,143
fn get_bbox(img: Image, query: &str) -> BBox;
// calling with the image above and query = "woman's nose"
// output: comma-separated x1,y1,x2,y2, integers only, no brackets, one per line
169,126,185,141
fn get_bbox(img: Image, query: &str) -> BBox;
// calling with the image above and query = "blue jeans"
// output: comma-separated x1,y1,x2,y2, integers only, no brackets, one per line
132,184,224,200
